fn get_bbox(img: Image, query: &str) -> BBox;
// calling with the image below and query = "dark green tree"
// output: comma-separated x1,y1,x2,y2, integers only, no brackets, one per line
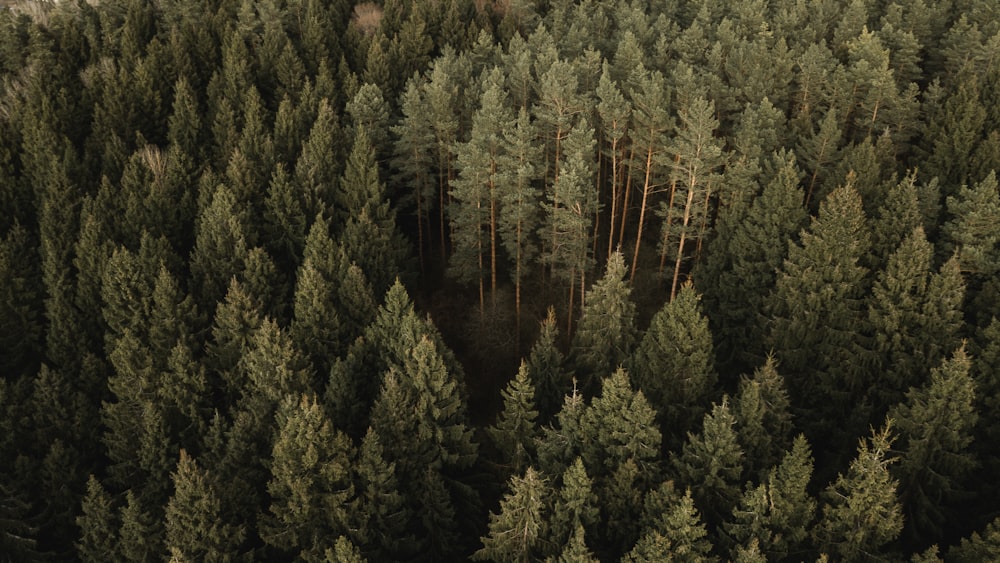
472,467,549,563
548,457,599,555
488,361,540,475
889,346,978,544
731,356,794,480
628,282,716,447
624,487,715,563
164,450,245,562
814,424,903,561
528,307,571,422
571,250,636,383
75,476,118,563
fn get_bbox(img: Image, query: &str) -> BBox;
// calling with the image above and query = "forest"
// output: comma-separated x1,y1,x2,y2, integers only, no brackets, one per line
1,0,999,559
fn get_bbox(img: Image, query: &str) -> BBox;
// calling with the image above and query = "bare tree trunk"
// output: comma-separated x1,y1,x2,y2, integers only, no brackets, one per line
671,181,697,300
630,145,655,282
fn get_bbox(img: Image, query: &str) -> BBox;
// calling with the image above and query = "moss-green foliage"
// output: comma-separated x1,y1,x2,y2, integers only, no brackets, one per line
0,0,997,559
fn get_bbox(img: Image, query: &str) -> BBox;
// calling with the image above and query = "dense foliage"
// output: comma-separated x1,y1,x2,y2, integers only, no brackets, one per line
1,0,999,560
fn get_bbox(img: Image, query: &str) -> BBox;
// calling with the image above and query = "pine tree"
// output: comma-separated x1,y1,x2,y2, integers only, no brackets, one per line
624,488,715,562
472,467,548,563
498,107,542,335
941,171,1000,277
489,361,540,474
766,183,873,449
391,76,436,272
189,184,253,314
582,368,662,477
259,394,357,556
948,516,1000,563
732,356,794,480
628,282,716,447
76,476,119,563
868,227,965,411
571,250,636,382
118,490,163,563
889,346,978,543
814,424,903,561
164,450,245,562
294,99,343,223
596,61,632,259
725,435,816,561
548,457,599,554
355,428,413,560
204,278,262,406
528,307,571,422
672,397,745,527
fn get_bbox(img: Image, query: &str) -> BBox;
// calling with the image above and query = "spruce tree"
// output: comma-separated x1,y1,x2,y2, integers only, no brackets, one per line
814,424,903,561
259,394,357,557
571,250,636,383
528,307,571,422
766,183,873,452
628,282,716,447
76,476,119,563
624,488,715,563
164,450,244,562
725,435,816,561
548,457,599,554
488,361,540,474
732,356,794,480
671,397,745,527
889,346,978,543
473,467,548,563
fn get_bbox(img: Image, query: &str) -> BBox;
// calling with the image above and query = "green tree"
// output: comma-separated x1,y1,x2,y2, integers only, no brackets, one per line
189,184,253,314
76,476,119,563
164,450,245,562
0,223,43,378
355,428,413,560
596,61,632,259
725,434,816,561
624,488,715,563
548,457,599,555
628,282,716,447
489,361,540,474
672,398,745,527
259,394,357,557
528,307,571,422
392,77,437,273
766,183,873,450
696,149,808,374
814,424,903,561
868,227,965,411
949,516,1000,563
498,107,542,335
118,490,163,563
473,467,549,563
294,99,344,223
732,356,794,480
571,250,636,382
889,346,978,544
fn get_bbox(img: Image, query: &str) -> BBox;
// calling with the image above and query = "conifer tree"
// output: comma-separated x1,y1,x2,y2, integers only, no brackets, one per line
498,107,542,334
118,490,163,563
164,450,244,562
672,398,745,527
582,368,662,477
392,77,437,273
204,278,262,405
814,424,903,561
949,516,1000,563
624,488,715,562
76,476,119,563
473,467,548,563
596,61,632,259
259,394,357,557
528,307,571,422
766,183,873,448
889,346,978,543
697,149,808,374
732,356,794,480
868,227,965,410
571,250,636,382
725,435,816,561
628,282,716,446
294,99,343,223
189,184,253,314
548,457,599,554
355,428,412,560
489,361,539,474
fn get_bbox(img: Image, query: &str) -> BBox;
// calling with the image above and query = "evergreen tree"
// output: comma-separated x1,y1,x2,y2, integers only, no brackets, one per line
624,488,715,563
118,490,163,563
548,457,599,554
571,250,636,383
355,428,413,560
488,361,540,474
671,397,745,527
472,467,548,563
814,424,903,561
732,356,794,480
164,450,244,562
528,307,571,422
766,183,873,450
76,476,119,563
725,435,817,561
259,394,357,557
189,184,252,314
889,346,978,543
868,227,965,411
628,282,716,447
949,516,1000,563
392,77,437,273
294,99,343,223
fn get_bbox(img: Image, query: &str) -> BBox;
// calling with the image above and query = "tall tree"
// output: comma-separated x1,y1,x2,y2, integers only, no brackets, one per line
658,96,725,298
571,250,636,383
488,361,540,475
164,450,245,562
527,307,571,422
889,346,978,544
814,424,903,561
628,282,716,447
472,467,548,563
731,356,794,480
766,183,873,451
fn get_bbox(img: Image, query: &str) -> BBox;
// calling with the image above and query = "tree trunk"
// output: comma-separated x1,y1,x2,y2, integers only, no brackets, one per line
630,145,655,282
671,180,697,300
